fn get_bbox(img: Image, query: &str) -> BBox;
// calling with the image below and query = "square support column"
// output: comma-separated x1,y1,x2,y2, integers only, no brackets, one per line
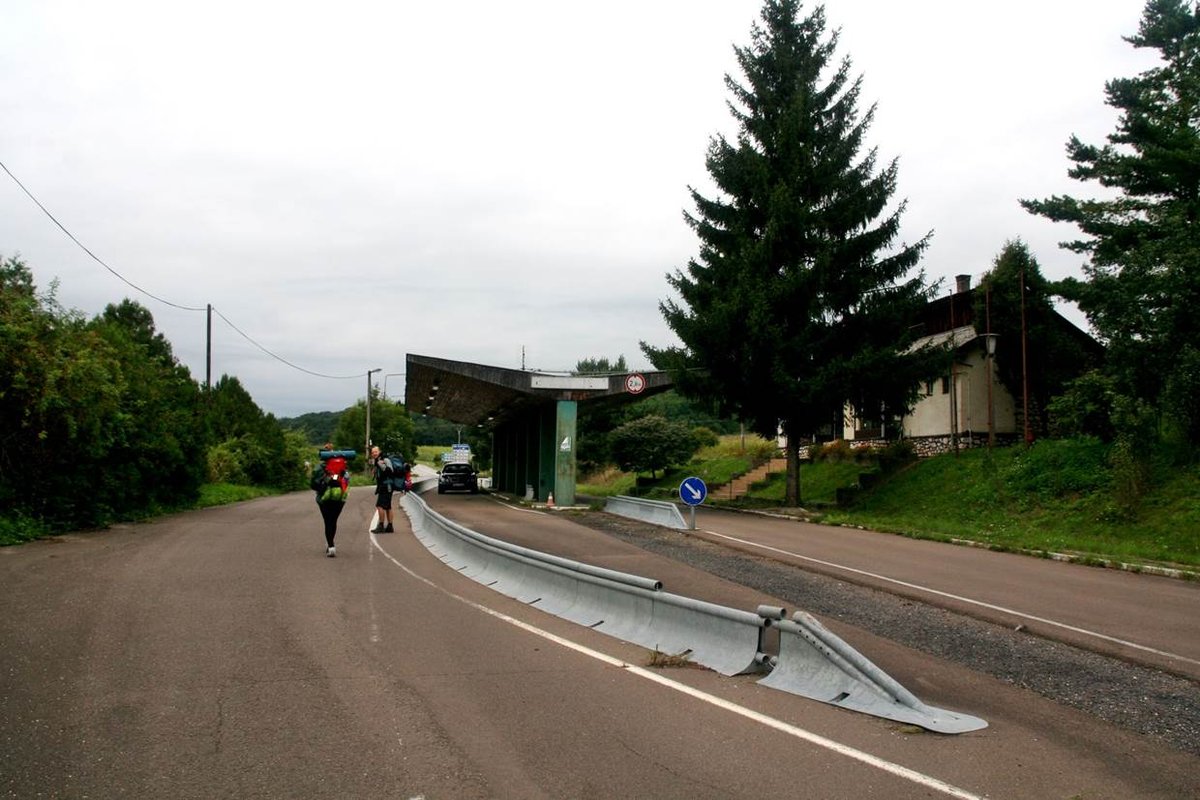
554,400,577,506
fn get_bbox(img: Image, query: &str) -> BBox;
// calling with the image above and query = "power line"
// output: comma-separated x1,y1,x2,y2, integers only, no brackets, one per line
2,159,368,381
211,307,362,380
0,159,206,312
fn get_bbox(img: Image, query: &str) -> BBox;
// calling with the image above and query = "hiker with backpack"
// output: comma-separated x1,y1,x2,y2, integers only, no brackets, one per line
370,445,401,533
311,443,353,557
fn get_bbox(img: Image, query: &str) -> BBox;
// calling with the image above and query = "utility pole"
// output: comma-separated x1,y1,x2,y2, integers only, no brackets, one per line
366,367,381,468
1020,268,1032,447
949,291,958,456
986,285,995,451
205,304,212,393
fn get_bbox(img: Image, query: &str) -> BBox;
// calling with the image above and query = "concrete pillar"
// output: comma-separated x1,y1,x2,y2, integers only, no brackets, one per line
554,400,577,506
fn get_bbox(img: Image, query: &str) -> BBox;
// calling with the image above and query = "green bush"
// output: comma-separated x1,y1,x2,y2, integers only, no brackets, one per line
877,439,916,472
207,439,250,484
690,426,720,450
1002,437,1110,499
0,513,51,546
814,439,854,462
1047,370,1116,440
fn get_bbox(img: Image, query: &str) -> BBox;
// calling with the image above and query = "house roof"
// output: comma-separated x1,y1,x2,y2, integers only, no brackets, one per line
906,324,978,353
916,285,1103,358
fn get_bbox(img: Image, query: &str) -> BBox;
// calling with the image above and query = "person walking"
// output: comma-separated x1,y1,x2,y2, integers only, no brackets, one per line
312,442,351,557
370,445,395,533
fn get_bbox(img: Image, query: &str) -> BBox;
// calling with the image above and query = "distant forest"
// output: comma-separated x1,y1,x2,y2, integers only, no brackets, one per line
280,409,461,446
280,391,740,449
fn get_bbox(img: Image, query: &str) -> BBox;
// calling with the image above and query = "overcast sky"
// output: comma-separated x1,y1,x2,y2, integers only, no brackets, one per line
1,1,1159,417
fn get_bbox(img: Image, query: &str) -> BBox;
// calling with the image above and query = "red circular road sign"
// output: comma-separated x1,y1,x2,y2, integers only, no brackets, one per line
624,373,646,394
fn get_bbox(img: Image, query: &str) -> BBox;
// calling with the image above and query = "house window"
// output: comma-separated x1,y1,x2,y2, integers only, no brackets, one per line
941,376,951,394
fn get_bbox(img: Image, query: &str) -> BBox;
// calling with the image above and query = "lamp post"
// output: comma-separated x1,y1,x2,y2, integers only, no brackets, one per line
366,367,381,468
983,332,998,450
1020,268,1032,447
383,372,404,400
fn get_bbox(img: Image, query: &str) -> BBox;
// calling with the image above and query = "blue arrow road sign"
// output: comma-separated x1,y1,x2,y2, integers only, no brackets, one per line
679,476,707,506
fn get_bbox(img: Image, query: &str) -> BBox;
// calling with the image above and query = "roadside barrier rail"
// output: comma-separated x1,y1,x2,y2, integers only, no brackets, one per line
400,492,987,733
404,493,763,675
761,612,987,734
604,495,688,530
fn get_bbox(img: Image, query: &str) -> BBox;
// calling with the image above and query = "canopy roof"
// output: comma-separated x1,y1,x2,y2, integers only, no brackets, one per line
403,354,673,427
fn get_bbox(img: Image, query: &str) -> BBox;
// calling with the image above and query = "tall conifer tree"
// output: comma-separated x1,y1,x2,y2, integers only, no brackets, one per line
643,0,940,504
1023,0,1200,444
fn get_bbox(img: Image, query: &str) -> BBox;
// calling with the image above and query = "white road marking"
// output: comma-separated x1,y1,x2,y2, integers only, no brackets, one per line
367,514,382,643
696,528,1200,668
370,535,986,800
488,496,545,515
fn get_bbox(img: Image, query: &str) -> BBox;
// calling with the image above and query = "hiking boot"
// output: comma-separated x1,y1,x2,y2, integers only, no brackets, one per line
326,546,336,557
385,523,394,533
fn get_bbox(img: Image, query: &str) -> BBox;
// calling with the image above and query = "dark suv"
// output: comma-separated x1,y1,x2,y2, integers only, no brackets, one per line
438,462,479,494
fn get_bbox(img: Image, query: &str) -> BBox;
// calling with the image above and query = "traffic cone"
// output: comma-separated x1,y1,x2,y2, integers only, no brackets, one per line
547,492,555,508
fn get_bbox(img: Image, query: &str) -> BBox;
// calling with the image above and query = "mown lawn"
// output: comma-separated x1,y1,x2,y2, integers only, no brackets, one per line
580,435,1200,571
822,444,1200,569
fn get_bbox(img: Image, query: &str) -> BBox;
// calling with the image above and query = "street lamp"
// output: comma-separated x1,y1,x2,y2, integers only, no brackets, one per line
1019,268,1033,447
983,333,998,450
366,367,381,468
383,372,404,400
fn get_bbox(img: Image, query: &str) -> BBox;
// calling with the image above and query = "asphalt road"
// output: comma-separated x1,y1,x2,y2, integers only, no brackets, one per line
684,507,1200,679
1,488,1197,799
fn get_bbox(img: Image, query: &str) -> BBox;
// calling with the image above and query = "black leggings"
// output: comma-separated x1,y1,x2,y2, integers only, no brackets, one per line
318,500,344,547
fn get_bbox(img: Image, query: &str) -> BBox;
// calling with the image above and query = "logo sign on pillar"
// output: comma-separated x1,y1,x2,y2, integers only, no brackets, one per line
679,476,707,506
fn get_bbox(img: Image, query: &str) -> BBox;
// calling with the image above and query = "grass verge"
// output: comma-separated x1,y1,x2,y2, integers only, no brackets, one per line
583,435,1200,573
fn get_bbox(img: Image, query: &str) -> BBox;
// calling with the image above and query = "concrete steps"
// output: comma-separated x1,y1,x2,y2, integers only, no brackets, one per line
708,457,788,501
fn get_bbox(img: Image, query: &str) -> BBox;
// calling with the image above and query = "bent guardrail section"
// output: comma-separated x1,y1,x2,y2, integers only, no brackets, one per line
760,612,988,734
604,495,688,530
400,493,986,732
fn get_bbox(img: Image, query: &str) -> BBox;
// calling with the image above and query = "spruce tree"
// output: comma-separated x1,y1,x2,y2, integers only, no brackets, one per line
1022,0,1200,444
642,0,940,504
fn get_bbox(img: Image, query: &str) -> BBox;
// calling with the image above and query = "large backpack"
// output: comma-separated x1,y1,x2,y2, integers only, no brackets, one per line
381,455,408,492
312,455,349,501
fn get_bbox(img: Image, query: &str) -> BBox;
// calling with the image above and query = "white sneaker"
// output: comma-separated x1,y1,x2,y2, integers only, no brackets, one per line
326,546,336,557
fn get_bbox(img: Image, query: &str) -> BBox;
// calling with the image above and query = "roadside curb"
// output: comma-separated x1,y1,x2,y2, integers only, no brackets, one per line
704,505,1199,582
945,537,1199,581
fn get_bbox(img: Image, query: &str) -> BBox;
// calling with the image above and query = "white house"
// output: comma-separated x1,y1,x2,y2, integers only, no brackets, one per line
786,274,1098,457
842,323,1018,455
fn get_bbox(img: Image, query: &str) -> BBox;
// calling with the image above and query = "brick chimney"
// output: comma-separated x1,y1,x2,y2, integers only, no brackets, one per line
955,274,971,294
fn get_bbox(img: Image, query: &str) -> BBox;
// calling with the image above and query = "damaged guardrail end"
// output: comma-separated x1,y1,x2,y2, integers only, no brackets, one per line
758,611,988,734
756,605,787,622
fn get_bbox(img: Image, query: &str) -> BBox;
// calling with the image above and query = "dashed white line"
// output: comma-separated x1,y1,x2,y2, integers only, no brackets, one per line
696,528,1199,668
370,533,987,800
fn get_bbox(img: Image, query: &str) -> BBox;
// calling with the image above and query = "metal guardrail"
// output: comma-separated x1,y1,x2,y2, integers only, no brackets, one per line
399,492,986,733
408,474,439,493
404,493,763,675
761,612,987,734
604,495,688,530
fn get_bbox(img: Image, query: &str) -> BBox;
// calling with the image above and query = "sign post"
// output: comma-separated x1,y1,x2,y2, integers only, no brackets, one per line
678,476,707,530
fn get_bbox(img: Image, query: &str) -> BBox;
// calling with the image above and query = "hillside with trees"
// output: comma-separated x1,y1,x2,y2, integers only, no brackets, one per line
0,255,412,544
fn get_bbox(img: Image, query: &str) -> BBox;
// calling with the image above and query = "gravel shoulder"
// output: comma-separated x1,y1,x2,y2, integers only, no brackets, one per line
566,508,1200,757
